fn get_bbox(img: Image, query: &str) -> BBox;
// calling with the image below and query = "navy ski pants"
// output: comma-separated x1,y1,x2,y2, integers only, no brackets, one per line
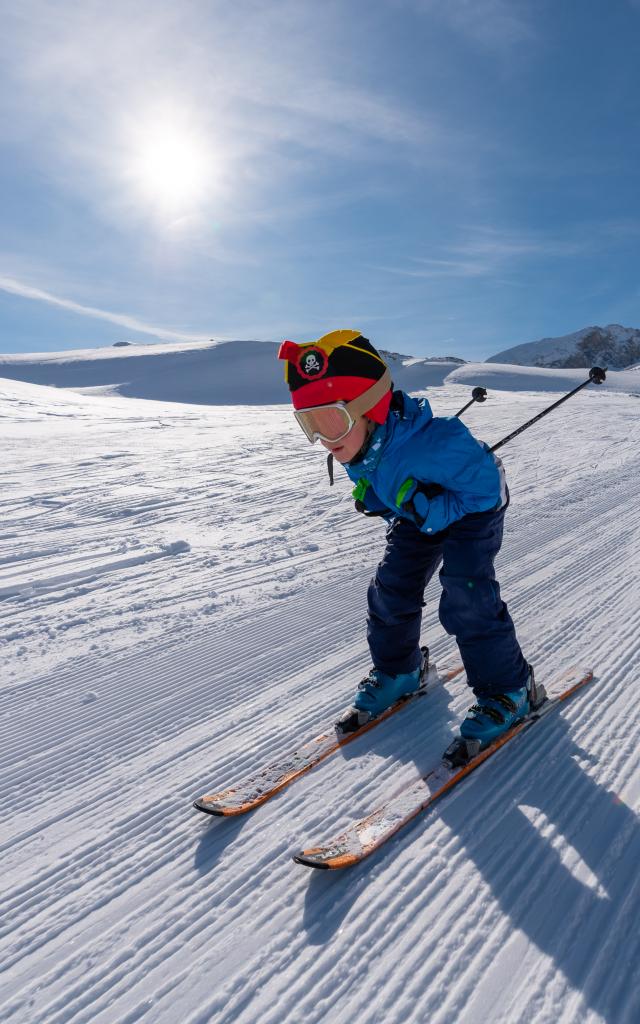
367,503,529,695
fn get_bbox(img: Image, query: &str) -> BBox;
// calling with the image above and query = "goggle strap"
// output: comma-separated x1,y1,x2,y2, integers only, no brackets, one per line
342,369,392,420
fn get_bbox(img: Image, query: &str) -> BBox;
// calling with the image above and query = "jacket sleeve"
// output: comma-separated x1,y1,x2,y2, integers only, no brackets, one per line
407,418,504,534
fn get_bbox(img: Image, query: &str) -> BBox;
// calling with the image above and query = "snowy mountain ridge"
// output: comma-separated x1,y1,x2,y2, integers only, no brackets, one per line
0,339,464,405
488,323,640,370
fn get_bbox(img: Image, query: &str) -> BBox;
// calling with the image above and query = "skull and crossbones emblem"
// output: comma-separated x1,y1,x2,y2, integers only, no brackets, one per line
304,353,321,373
298,347,327,379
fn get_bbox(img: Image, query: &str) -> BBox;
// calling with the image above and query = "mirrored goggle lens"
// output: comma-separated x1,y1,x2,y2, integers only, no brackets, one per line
295,405,353,443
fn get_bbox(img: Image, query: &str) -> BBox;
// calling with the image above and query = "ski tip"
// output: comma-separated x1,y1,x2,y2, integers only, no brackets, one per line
292,853,331,870
193,798,226,816
292,846,362,870
193,797,249,817
193,790,267,816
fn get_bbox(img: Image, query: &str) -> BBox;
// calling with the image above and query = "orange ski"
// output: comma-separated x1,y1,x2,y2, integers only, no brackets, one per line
194,661,463,817
293,666,594,869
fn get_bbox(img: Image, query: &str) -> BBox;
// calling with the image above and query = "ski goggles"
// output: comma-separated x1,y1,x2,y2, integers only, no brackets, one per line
293,369,392,444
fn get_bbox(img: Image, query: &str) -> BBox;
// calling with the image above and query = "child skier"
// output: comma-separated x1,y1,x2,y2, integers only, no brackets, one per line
278,329,532,750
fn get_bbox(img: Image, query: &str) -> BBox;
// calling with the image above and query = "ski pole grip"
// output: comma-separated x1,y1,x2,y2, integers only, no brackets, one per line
589,366,607,384
455,387,488,418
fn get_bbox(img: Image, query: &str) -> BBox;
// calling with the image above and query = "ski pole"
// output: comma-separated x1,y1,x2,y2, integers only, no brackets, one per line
455,386,487,418
490,366,607,453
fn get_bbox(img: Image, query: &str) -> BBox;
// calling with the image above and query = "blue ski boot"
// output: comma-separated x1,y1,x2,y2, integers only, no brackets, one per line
459,687,529,750
444,666,542,767
336,648,428,734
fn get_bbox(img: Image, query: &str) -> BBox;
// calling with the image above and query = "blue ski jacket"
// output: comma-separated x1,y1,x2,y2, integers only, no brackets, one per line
344,392,507,536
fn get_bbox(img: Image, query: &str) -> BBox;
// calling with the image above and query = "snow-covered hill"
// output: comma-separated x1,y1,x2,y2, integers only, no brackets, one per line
488,324,640,370
0,339,463,405
2,367,640,1023
447,361,638,394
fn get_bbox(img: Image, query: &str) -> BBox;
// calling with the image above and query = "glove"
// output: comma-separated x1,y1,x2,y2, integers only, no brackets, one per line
400,482,446,538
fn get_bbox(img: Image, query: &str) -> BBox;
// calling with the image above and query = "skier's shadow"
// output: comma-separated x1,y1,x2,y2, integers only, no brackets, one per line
302,682,640,1024
437,712,640,1023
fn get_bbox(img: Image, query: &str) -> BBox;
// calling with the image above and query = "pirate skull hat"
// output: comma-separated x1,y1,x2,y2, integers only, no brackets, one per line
278,329,392,424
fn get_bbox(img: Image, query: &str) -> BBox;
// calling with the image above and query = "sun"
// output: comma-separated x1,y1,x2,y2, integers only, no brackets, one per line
135,131,209,207
121,105,217,219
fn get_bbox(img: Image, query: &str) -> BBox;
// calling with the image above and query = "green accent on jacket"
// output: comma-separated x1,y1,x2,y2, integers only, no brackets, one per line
395,477,415,507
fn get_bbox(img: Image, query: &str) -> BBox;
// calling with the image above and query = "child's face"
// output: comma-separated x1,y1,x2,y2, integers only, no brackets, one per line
319,415,370,464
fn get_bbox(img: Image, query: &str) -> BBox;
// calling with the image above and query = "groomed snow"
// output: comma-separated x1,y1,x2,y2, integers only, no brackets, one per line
2,363,640,1024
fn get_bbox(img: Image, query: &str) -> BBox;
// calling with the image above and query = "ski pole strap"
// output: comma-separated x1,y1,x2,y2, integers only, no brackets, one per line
490,366,606,453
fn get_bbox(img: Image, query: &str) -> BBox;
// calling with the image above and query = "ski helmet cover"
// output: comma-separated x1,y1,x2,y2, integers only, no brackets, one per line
277,329,392,424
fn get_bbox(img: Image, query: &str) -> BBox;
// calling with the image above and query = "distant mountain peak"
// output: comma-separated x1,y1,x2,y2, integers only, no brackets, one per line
488,324,640,370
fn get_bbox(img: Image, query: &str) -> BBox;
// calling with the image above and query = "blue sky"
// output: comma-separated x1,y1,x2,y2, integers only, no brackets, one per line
1,0,639,359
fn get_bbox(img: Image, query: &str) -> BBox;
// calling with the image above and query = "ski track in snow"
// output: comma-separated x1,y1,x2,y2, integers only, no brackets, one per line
1,377,640,1024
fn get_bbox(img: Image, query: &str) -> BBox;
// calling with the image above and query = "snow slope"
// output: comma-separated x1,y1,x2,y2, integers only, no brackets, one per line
0,340,462,406
2,367,640,1024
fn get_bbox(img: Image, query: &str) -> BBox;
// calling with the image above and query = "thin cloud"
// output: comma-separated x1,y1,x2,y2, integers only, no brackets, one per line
375,227,588,279
375,260,487,280
0,275,211,343
450,228,586,259
396,0,536,50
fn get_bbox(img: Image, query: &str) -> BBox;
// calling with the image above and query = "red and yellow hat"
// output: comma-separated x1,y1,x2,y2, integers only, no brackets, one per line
278,329,392,424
